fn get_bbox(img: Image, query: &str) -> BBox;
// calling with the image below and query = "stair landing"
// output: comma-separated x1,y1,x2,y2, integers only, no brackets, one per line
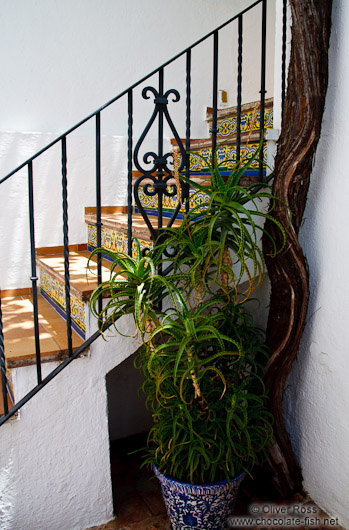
2,294,84,369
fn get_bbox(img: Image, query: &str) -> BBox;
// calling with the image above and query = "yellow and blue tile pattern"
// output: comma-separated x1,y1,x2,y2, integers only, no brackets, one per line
88,224,152,258
39,266,86,338
188,143,267,172
209,108,273,137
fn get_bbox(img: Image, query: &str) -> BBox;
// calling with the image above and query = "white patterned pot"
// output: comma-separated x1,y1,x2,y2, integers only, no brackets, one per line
154,465,246,530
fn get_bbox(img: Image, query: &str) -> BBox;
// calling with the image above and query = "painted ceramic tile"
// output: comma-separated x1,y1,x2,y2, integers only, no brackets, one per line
88,224,152,258
136,186,210,215
209,109,273,137
188,143,267,172
39,266,86,335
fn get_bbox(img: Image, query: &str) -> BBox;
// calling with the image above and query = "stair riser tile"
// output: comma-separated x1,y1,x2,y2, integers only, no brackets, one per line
87,225,152,257
135,188,210,217
136,143,266,215
188,142,267,172
39,267,86,339
138,188,186,215
208,108,273,138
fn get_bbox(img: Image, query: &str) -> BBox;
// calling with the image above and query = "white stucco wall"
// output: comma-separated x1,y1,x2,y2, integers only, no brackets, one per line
0,314,140,530
284,1,349,527
0,0,275,137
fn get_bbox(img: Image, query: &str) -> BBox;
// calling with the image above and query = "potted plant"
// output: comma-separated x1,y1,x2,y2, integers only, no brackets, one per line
89,145,287,529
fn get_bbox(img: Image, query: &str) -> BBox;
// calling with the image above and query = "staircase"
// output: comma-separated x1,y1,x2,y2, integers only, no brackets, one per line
0,1,289,527
0,96,275,420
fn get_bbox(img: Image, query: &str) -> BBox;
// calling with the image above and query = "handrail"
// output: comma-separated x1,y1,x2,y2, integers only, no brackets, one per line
0,0,281,426
0,0,262,186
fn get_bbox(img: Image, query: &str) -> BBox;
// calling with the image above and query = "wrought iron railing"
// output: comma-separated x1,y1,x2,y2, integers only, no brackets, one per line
0,0,287,426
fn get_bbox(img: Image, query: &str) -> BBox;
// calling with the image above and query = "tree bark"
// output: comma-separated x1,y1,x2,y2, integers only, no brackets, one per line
262,0,333,497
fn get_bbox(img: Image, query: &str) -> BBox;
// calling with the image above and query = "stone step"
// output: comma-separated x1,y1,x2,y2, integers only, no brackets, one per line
1,293,84,370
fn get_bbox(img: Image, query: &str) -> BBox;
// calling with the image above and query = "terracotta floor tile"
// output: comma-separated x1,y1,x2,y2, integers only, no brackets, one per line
5,329,61,359
2,295,83,364
87,521,120,530
113,490,152,526
127,514,170,530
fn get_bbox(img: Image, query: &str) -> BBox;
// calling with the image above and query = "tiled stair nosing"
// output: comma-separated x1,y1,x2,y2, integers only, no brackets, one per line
85,215,152,240
84,205,128,215
1,287,32,298
36,243,88,256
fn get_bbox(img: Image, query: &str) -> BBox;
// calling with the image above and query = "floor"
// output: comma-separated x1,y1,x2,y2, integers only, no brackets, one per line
2,294,83,367
86,433,342,530
90,434,170,530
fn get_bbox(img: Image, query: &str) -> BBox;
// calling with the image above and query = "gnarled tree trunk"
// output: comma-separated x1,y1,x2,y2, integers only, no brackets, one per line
262,0,333,497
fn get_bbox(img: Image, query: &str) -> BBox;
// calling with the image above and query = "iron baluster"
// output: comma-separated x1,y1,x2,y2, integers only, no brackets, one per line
61,136,73,357
127,90,133,257
28,161,42,384
259,0,267,181
0,294,8,416
95,113,103,315
157,69,165,237
211,31,219,168
133,79,185,248
237,15,243,165
185,50,191,214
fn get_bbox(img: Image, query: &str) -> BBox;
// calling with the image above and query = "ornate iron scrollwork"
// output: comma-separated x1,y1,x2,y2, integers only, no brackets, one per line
133,84,188,253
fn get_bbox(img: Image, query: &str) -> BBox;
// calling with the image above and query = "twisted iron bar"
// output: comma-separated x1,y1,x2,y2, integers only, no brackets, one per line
61,137,73,357
95,113,103,315
0,295,8,415
281,0,287,118
185,50,191,214
237,14,243,164
28,161,42,384
127,90,133,257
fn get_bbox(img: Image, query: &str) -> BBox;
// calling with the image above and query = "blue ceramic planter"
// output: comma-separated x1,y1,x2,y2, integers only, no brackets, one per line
154,465,246,530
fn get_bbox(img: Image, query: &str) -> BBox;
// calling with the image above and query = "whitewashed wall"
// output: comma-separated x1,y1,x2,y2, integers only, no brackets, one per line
0,0,275,136
0,314,139,530
283,1,349,527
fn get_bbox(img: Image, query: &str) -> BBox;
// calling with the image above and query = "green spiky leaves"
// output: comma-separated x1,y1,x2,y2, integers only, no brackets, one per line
88,140,287,484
